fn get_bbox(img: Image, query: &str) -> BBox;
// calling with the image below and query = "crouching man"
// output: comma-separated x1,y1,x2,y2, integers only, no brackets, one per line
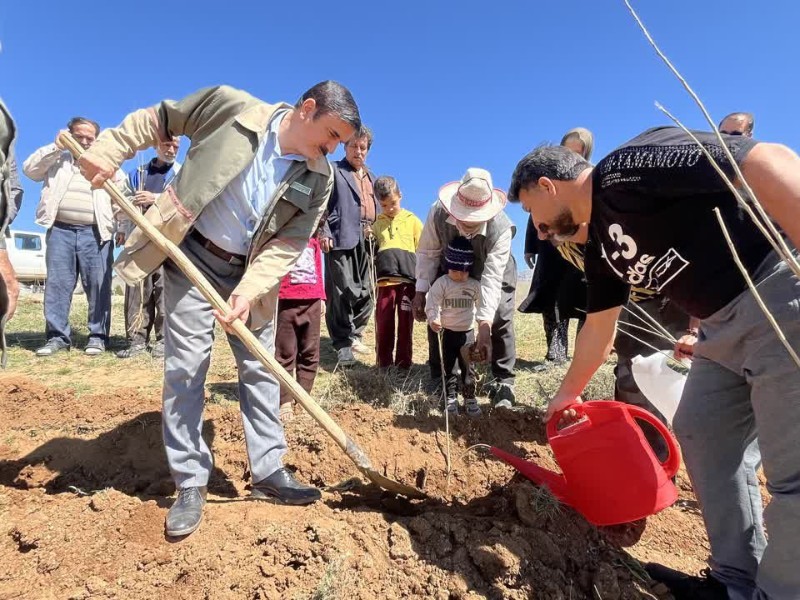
509,128,800,600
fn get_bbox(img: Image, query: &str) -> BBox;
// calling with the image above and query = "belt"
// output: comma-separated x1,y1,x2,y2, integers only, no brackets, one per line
189,229,246,265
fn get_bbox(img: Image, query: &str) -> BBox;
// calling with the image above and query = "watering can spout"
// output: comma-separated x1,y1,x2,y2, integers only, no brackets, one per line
490,447,571,501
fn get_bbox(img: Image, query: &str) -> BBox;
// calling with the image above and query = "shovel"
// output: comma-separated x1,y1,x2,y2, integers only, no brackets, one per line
61,133,426,500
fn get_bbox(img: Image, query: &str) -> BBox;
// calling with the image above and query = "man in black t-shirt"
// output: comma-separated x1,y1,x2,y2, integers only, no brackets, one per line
509,128,800,600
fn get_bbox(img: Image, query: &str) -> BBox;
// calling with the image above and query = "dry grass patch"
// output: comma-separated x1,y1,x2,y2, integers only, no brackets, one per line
5,288,617,411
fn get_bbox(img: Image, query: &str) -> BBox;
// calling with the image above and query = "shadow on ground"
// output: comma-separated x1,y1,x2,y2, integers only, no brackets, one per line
0,412,237,498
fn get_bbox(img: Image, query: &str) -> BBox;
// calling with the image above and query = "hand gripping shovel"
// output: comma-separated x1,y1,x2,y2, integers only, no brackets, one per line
61,133,426,500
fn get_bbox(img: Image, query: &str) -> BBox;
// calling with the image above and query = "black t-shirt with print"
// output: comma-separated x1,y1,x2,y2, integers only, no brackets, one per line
584,126,770,319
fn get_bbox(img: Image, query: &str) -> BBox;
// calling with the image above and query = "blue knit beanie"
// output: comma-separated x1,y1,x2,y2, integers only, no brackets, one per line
445,236,474,272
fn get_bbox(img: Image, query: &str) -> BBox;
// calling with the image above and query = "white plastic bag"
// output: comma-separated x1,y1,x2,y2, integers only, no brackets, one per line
631,353,688,426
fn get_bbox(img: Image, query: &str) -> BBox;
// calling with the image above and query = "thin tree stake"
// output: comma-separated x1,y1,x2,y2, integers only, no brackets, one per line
713,208,800,369
437,329,452,485
615,321,686,369
366,235,379,352
624,302,678,343
624,0,800,280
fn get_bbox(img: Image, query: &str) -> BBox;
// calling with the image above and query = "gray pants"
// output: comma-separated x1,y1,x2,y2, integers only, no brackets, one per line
324,240,373,350
673,252,800,600
162,236,286,489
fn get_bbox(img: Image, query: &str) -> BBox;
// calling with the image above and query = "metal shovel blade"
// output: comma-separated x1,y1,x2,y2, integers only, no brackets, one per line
342,433,427,499
361,468,427,499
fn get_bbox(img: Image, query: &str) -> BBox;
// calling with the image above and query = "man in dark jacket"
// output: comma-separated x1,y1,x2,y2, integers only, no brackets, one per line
320,126,377,366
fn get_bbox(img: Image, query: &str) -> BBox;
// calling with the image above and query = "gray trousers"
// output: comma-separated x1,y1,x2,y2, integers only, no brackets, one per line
324,240,373,350
673,252,800,600
162,235,286,489
491,274,517,384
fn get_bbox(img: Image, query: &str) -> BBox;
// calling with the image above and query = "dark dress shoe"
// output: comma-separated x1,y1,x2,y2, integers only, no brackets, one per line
165,486,207,537
645,563,729,600
251,468,321,505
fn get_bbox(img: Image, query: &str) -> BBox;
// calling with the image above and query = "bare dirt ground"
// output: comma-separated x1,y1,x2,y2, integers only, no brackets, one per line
0,295,724,599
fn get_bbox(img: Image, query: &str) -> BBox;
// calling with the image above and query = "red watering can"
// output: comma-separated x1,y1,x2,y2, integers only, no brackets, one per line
492,401,681,526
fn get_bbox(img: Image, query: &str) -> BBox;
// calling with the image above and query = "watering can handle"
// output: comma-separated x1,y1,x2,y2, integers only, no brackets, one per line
546,403,591,439
624,404,682,479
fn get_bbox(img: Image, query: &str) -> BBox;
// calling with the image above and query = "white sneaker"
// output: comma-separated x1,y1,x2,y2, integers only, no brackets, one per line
337,347,356,366
350,340,371,355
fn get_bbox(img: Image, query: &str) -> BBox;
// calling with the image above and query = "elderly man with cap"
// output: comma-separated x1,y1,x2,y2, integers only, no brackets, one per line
115,136,181,359
412,168,517,407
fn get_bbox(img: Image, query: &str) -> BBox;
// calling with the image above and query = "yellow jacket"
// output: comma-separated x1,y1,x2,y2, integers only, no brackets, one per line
373,208,423,285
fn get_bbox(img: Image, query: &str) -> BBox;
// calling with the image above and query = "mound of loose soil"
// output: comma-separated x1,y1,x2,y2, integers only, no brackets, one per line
0,376,713,599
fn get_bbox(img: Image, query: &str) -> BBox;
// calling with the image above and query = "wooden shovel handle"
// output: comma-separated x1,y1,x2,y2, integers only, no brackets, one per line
62,134,368,467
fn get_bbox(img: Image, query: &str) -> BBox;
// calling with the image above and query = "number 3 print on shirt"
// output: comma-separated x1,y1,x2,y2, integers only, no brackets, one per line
608,224,637,261
602,222,691,290
603,223,662,287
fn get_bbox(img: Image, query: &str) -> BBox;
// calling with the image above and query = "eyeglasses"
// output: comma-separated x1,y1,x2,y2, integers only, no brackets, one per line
719,130,743,136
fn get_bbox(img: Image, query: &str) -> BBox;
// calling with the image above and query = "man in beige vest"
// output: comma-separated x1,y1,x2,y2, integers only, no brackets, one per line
78,83,360,538
23,118,126,357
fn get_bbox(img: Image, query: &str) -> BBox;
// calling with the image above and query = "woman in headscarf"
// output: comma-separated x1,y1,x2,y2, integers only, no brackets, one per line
518,128,593,369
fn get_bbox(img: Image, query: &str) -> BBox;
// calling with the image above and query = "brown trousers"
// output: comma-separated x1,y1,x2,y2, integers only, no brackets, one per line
274,298,322,405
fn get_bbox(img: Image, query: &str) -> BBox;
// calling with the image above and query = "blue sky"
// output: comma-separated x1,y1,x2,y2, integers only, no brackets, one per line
2,0,798,264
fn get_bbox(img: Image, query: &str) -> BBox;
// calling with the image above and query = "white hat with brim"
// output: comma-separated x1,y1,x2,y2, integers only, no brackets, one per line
438,167,507,224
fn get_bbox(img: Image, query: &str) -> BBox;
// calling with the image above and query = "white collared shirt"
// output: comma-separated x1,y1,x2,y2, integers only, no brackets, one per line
194,109,305,255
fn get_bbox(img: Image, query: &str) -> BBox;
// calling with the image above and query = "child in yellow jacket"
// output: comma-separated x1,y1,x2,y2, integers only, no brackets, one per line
372,176,423,369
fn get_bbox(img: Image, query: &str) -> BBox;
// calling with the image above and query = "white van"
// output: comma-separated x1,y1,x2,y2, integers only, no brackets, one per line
5,229,47,285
